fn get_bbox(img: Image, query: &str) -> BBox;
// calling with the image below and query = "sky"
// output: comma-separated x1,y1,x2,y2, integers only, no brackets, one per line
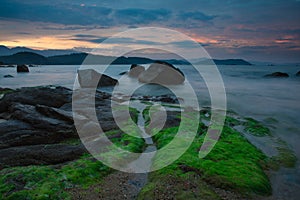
0,0,300,62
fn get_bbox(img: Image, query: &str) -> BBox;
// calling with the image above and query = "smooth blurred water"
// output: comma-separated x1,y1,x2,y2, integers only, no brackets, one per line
1,64,300,198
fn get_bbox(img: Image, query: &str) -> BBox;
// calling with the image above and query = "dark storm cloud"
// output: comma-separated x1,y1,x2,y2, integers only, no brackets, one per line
0,1,172,26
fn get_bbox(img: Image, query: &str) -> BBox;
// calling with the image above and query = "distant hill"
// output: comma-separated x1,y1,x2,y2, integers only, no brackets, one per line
0,45,78,57
213,59,252,65
197,59,252,65
0,52,154,65
0,52,48,65
0,51,253,66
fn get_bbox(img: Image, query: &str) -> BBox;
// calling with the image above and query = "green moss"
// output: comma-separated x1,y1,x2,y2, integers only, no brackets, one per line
225,116,242,127
0,155,112,200
0,105,145,199
138,173,220,200
141,125,272,197
267,139,297,169
0,88,14,96
243,118,270,136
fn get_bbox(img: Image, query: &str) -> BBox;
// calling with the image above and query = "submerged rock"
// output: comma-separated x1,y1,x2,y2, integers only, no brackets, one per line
119,71,128,75
296,71,300,76
17,64,29,73
3,74,13,78
264,72,289,78
128,64,145,77
138,61,185,85
78,69,118,88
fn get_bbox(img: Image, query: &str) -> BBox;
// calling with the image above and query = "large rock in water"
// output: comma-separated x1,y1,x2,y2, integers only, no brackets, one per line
138,61,185,85
264,72,289,78
78,69,118,88
128,64,145,77
17,64,29,73
296,71,300,76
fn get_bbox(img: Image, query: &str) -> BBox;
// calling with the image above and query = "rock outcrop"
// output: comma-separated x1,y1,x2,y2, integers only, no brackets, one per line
128,64,145,77
138,61,185,85
17,64,29,73
78,69,118,88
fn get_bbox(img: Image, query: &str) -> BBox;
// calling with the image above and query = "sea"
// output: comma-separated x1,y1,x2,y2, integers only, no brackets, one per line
0,64,300,199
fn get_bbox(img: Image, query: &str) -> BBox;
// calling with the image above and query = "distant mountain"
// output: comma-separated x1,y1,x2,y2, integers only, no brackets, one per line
0,50,253,66
0,45,78,57
213,59,252,65
0,52,154,65
197,59,252,65
0,52,48,65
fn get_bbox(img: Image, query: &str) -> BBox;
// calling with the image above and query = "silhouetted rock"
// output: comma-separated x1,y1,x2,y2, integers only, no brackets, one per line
78,69,118,88
119,71,128,75
138,61,185,85
17,64,29,72
296,71,300,76
264,72,289,78
129,64,145,77
3,74,13,78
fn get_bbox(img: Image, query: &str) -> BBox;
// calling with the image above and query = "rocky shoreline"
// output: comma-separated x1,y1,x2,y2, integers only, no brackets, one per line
0,85,297,199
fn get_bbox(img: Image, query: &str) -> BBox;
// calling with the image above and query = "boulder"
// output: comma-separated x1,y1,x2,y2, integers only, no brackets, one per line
264,72,289,78
3,74,13,78
296,71,300,76
78,69,118,88
138,61,185,85
0,144,86,168
0,86,71,113
128,64,145,77
17,64,29,73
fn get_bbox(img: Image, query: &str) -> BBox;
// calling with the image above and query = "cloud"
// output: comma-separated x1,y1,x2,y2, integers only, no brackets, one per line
113,8,172,25
177,11,216,21
0,1,172,27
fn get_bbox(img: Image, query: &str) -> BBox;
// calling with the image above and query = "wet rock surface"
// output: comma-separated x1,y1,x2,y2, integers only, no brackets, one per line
0,86,179,169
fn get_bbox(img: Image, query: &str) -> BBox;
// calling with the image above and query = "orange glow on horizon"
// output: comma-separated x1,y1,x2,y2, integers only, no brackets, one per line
0,36,99,50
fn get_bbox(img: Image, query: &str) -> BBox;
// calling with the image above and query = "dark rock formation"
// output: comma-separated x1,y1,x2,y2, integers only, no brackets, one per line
3,74,13,78
138,61,185,85
264,72,289,78
296,71,300,76
128,64,145,77
17,64,29,73
0,144,86,168
78,69,118,88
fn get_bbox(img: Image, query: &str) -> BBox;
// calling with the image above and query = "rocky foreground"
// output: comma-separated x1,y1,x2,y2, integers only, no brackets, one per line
0,86,297,199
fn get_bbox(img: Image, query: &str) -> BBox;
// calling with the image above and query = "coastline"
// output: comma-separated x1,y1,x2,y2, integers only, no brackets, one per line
0,85,297,199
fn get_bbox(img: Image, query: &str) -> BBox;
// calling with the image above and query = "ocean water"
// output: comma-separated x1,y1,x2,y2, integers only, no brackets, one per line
0,64,300,198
